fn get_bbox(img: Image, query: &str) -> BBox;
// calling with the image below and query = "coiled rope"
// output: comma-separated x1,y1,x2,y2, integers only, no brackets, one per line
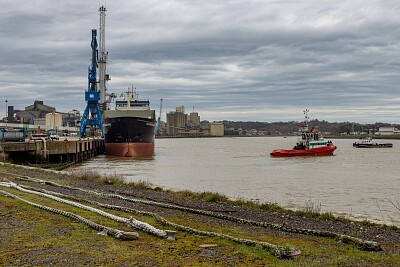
14,184,301,258
16,175,381,251
1,181,174,240
15,175,383,252
0,187,138,241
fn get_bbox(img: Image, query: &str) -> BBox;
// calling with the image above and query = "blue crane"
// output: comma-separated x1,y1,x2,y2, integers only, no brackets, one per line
79,29,104,138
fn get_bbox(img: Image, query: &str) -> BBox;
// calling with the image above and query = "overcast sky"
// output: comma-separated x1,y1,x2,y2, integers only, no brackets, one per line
1,0,400,123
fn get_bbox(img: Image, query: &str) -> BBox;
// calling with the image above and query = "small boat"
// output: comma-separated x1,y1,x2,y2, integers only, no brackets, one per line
270,109,337,157
353,137,393,148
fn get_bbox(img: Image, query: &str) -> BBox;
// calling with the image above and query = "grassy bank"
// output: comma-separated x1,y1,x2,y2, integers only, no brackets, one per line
1,164,399,266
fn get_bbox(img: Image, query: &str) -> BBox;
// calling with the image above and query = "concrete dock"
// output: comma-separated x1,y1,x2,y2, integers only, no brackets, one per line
0,137,104,168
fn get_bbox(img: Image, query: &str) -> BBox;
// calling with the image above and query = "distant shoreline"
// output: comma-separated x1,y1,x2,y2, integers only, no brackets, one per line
157,134,400,140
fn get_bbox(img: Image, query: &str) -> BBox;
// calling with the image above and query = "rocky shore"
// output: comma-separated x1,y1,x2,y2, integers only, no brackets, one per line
1,163,399,266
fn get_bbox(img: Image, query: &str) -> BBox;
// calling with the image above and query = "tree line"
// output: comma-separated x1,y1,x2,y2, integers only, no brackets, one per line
222,120,400,136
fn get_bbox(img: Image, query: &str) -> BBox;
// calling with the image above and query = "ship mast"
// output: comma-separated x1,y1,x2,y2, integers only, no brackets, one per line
303,109,309,130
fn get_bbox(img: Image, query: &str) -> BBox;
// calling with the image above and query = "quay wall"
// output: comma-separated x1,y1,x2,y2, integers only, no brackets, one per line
0,138,104,166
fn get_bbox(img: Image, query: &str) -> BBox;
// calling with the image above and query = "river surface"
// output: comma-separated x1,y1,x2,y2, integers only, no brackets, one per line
67,137,400,226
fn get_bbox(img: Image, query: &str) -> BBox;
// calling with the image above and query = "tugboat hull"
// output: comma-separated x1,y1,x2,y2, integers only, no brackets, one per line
270,144,337,157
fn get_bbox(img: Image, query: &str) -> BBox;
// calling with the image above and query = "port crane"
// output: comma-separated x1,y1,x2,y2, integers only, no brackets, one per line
79,29,104,137
157,98,163,135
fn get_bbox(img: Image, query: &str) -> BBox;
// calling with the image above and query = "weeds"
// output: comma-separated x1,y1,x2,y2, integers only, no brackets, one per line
302,199,322,213
232,198,283,212
387,197,400,214
127,179,154,190
198,191,229,202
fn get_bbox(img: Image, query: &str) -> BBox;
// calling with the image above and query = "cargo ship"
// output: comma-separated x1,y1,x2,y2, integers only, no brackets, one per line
103,87,156,157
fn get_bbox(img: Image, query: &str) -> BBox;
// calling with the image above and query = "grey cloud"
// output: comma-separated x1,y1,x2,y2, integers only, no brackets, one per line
1,0,400,123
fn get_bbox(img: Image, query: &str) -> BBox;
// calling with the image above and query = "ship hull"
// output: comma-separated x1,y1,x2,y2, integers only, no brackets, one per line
353,143,393,148
270,144,337,157
103,110,155,157
105,142,155,157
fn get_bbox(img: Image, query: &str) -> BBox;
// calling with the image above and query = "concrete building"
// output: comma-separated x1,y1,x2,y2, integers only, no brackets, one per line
34,118,46,126
209,122,224,137
176,106,185,113
188,112,200,126
7,100,56,124
3,101,81,130
64,109,81,127
376,126,400,135
45,112,63,129
165,106,221,137
166,107,188,135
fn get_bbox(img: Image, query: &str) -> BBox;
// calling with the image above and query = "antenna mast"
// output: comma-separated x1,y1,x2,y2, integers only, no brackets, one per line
303,109,309,130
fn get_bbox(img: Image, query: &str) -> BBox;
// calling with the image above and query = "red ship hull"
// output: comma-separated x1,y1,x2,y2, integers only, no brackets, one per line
105,142,155,157
270,144,337,157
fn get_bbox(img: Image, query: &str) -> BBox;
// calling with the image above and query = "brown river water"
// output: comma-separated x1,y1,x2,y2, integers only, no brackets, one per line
67,137,400,226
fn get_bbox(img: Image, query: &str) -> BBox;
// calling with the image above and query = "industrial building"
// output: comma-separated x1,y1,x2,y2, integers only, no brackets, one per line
3,100,81,130
209,122,224,136
188,112,200,126
7,100,55,124
166,107,188,135
165,106,224,137
376,126,400,135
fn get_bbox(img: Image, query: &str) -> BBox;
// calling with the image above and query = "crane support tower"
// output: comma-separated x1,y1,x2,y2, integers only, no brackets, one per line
98,5,110,110
157,98,163,135
79,29,104,137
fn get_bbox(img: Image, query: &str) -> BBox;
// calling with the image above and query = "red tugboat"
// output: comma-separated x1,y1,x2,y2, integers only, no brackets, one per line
270,109,336,157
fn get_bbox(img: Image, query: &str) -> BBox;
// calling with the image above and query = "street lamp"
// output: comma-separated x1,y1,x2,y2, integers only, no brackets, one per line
5,97,8,127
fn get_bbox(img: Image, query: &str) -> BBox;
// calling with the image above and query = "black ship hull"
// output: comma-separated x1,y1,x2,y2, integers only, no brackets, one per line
103,115,155,157
353,143,393,148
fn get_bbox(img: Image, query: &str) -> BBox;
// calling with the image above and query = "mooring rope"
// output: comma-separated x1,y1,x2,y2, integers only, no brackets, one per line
1,181,173,240
0,188,138,240
14,183,301,258
14,175,382,251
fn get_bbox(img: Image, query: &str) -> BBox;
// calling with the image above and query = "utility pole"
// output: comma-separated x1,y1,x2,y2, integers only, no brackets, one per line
5,97,8,127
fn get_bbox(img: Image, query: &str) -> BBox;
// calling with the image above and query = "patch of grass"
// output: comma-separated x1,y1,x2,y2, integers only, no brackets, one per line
68,170,126,186
317,212,339,221
384,224,400,231
68,170,157,190
360,219,377,227
176,189,199,198
232,198,284,213
153,186,164,192
127,179,154,190
259,202,284,212
69,170,104,182
198,191,229,203
302,199,322,213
